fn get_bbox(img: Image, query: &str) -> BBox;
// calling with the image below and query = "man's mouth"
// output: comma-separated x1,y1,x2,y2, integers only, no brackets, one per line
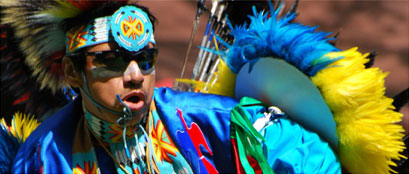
122,92,146,111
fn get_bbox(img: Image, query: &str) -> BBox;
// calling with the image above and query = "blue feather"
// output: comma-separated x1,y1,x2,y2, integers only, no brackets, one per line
223,6,342,75
0,124,20,173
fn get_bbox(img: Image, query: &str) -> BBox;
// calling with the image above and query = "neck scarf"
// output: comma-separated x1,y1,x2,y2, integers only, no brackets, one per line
72,101,193,174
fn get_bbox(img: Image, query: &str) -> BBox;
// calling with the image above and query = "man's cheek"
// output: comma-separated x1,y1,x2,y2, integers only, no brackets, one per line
90,67,122,79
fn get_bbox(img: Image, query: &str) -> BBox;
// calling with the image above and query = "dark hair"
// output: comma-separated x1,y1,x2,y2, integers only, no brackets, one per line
64,3,157,72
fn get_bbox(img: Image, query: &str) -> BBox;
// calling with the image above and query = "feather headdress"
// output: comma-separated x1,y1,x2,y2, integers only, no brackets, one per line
182,3,406,174
1,0,127,93
0,1,128,117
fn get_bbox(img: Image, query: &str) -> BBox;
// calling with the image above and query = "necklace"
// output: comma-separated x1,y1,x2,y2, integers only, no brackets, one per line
86,121,131,174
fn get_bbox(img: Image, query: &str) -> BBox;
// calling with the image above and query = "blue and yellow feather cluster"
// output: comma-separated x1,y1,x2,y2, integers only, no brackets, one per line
187,5,405,174
0,112,39,173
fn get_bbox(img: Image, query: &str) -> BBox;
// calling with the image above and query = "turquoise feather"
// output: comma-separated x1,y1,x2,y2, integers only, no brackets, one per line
222,6,342,76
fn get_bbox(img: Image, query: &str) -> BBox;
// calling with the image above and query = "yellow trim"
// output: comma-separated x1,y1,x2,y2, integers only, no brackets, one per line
312,47,406,173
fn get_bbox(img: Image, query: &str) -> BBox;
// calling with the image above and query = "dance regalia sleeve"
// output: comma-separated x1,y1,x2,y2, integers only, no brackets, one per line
153,87,340,173
11,98,83,173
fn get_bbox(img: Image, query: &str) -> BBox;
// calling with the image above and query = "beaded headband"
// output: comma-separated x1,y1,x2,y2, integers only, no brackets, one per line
67,6,155,54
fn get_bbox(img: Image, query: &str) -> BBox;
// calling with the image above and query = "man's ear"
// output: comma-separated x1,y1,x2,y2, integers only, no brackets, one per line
62,56,82,88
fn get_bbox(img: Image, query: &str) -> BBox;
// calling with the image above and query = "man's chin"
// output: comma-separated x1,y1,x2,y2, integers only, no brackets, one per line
125,114,146,126
125,108,148,125
99,103,149,125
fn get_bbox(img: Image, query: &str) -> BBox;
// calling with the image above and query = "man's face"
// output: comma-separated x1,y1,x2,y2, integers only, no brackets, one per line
81,42,156,124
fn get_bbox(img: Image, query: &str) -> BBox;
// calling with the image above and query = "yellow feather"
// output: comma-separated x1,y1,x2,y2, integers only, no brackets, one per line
179,46,406,173
206,59,237,97
0,1,21,6
42,0,82,19
177,59,237,97
2,112,40,143
312,48,406,174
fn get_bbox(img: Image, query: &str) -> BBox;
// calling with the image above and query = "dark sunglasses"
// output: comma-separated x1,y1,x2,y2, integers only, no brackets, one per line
72,48,158,74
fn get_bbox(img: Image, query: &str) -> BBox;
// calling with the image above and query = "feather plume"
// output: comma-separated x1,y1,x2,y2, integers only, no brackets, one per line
0,1,125,118
0,112,39,173
4,112,40,143
0,22,74,118
311,48,406,173
184,5,340,95
184,3,406,173
206,59,237,96
220,6,340,75
1,1,70,93
0,0,127,93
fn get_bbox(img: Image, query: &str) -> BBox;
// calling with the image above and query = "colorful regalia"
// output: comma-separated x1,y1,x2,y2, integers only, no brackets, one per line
0,0,406,174
178,1,407,173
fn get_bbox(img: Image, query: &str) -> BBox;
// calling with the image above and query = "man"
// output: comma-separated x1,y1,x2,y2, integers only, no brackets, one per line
1,1,404,174
0,1,339,173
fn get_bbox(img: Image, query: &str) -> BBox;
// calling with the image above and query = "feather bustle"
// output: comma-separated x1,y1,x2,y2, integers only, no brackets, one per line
0,15,73,118
1,1,70,93
312,49,406,173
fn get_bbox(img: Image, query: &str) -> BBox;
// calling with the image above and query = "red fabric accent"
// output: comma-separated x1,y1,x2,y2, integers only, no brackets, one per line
247,155,262,174
231,138,246,174
231,139,262,174
177,109,218,173
38,146,43,174
133,167,140,174
13,92,30,105
40,164,43,174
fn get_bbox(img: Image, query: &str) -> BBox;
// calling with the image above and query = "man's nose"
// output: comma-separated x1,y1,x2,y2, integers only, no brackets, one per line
123,60,144,85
